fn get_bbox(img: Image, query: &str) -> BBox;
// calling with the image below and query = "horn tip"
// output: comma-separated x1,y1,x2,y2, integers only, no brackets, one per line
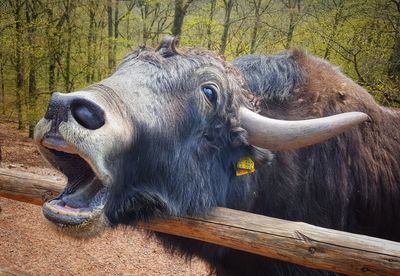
346,111,371,123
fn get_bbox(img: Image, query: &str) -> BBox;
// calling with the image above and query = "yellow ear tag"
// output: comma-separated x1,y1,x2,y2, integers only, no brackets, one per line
236,157,255,176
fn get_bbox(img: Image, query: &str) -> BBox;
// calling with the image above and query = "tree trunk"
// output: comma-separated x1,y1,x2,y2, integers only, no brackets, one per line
207,0,217,50
107,0,114,74
388,35,400,82
65,9,72,92
46,9,56,93
27,69,36,138
26,0,38,138
141,3,149,46
285,0,301,50
172,0,184,37
286,16,295,49
250,0,261,54
49,59,56,92
219,0,235,56
46,6,67,93
0,53,5,115
387,0,400,82
113,1,119,68
14,0,24,129
172,0,194,37
87,8,95,83
353,51,366,84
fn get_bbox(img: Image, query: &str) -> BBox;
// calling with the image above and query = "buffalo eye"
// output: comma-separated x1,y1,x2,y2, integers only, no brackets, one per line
201,85,217,103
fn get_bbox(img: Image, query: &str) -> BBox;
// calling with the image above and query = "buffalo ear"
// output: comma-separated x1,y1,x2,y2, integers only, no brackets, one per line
156,36,181,58
252,146,273,169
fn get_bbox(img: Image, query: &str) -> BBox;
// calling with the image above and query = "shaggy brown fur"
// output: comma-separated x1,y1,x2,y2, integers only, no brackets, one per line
246,50,400,241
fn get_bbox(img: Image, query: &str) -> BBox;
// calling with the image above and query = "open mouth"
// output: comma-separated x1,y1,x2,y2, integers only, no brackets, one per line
41,137,108,227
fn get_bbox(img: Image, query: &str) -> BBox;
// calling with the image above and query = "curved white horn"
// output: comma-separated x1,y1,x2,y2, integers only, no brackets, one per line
239,107,369,151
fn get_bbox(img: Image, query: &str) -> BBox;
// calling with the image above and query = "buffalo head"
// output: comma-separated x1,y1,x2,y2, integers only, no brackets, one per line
34,37,368,236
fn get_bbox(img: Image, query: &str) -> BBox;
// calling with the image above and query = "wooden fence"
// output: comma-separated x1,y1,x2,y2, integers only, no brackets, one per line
1,167,399,276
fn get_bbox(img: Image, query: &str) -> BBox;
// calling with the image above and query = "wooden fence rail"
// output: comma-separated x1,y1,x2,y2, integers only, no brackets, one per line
1,167,400,276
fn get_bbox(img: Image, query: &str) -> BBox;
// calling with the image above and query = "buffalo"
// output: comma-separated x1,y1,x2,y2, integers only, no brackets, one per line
34,36,399,275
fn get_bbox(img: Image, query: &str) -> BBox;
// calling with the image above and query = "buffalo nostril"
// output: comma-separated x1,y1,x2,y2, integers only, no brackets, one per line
71,99,105,130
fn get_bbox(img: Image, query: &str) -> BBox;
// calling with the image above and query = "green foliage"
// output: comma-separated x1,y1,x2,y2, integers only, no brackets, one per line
0,0,399,133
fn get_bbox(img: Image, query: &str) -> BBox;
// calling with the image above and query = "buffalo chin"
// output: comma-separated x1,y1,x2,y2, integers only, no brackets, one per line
41,149,110,237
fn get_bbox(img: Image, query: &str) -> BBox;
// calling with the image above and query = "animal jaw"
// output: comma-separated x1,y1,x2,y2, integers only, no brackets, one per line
43,205,109,238
36,128,110,235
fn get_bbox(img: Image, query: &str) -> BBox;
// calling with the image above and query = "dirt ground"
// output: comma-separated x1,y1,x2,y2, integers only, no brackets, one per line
0,118,209,276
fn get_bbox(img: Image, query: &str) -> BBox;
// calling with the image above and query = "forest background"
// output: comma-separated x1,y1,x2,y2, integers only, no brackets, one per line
1,0,399,138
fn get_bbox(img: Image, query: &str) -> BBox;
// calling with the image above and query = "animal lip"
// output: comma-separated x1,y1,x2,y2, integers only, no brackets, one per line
43,200,93,225
43,182,108,226
41,132,78,155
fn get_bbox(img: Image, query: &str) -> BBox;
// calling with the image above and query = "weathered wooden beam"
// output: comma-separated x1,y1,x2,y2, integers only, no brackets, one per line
0,168,65,205
1,167,400,275
148,210,400,276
